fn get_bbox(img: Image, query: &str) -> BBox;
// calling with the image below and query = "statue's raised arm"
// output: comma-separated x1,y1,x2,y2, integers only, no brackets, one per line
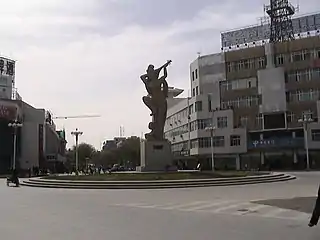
155,60,172,73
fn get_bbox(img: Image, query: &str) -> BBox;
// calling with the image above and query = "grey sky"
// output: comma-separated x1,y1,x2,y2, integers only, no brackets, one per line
1,0,317,148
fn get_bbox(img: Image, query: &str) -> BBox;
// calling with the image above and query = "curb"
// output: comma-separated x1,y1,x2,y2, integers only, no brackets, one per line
21,173,296,189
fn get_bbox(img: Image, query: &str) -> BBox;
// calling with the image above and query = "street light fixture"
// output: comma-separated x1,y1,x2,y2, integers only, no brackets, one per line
8,120,23,170
205,125,216,171
71,128,83,174
298,116,313,171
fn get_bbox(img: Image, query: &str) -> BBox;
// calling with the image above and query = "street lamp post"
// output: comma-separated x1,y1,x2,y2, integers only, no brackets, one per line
205,126,216,171
298,116,313,171
71,128,83,174
8,120,23,170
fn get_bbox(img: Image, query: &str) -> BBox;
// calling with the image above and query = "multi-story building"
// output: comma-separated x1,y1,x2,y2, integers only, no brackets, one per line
102,137,127,151
44,111,67,172
165,12,320,170
0,56,66,174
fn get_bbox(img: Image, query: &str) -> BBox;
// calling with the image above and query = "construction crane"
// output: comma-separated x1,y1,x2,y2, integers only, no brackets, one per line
52,115,101,120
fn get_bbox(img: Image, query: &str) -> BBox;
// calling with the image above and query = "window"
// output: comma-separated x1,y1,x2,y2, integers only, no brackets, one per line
240,116,248,127
311,130,320,141
230,135,241,146
192,71,195,81
303,50,312,61
196,119,211,130
296,71,302,81
195,101,202,112
231,80,239,90
191,139,198,149
238,60,245,70
286,111,295,123
227,62,233,72
286,72,296,82
292,89,320,102
208,94,212,112
256,114,263,127
195,137,224,148
213,136,225,147
189,104,193,115
291,51,303,62
244,59,250,69
196,86,199,95
312,68,320,80
296,69,311,82
195,69,198,79
217,116,228,128
198,138,211,148
248,59,255,69
192,88,195,97
310,89,319,100
257,57,265,68
276,54,285,65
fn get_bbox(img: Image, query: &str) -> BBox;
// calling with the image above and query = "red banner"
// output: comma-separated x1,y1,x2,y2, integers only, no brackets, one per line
0,104,17,120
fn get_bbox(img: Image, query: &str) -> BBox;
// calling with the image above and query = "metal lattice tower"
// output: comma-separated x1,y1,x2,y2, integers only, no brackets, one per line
265,0,295,43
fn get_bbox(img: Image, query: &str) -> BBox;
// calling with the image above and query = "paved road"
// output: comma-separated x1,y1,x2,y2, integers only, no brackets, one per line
1,172,320,239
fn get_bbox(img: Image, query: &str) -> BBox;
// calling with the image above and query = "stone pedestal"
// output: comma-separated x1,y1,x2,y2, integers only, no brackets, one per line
138,139,173,172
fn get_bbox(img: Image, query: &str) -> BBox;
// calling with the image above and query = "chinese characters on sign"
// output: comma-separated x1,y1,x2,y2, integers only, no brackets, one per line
252,140,275,148
0,57,15,76
221,13,320,48
249,137,304,149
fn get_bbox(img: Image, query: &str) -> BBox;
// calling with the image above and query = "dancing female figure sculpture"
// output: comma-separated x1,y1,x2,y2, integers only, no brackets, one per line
141,60,172,141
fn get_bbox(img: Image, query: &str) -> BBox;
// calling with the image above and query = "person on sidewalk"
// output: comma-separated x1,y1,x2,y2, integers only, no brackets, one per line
309,184,320,227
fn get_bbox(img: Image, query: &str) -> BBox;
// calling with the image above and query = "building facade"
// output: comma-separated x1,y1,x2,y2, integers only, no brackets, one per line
0,56,66,174
165,33,320,170
102,137,127,151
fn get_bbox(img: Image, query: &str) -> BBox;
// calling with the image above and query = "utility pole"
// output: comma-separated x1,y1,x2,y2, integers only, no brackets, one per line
298,116,313,171
71,128,83,174
206,126,216,171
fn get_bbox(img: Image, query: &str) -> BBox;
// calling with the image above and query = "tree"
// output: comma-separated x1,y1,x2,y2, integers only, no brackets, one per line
117,136,140,167
92,136,141,168
67,143,97,170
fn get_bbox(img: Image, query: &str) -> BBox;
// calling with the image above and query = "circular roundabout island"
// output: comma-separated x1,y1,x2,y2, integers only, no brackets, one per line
21,171,296,189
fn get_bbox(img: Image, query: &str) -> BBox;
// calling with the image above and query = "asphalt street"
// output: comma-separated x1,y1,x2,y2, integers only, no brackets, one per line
1,172,320,240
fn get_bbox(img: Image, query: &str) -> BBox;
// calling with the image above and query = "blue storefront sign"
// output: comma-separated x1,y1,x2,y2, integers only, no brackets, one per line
248,137,304,150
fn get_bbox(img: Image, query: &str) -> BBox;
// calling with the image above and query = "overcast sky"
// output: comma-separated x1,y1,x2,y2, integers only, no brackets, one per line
1,0,317,149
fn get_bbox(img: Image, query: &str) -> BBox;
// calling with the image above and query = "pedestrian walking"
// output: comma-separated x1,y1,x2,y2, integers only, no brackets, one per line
309,184,320,227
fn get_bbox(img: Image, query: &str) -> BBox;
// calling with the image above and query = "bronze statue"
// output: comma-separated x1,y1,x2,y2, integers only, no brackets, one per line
141,60,172,141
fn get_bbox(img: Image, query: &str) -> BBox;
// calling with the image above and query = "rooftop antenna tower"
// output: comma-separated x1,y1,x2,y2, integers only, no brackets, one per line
119,126,125,137
265,0,296,43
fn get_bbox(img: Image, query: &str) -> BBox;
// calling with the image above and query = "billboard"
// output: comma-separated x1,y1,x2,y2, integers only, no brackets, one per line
221,13,320,48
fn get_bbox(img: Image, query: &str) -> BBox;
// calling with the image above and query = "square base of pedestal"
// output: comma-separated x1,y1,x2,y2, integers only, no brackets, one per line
138,140,173,172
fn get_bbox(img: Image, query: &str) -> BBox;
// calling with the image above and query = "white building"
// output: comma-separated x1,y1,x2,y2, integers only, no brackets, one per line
165,21,320,171
164,54,246,170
